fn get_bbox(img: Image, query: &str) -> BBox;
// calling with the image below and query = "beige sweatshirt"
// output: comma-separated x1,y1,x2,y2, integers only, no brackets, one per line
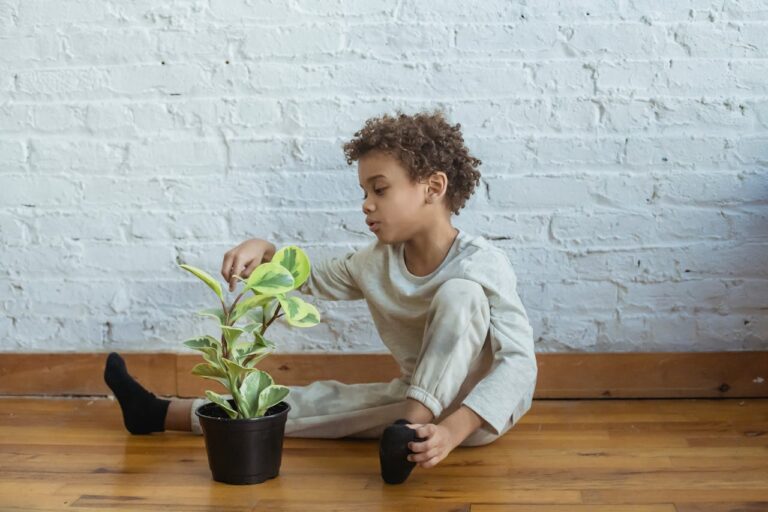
297,229,538,435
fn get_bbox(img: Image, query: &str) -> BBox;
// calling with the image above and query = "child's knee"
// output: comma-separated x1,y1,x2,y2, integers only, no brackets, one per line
431,278,488,313
434,278,485,304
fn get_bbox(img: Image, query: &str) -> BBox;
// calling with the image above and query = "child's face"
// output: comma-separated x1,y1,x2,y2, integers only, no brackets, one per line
358,150,432,244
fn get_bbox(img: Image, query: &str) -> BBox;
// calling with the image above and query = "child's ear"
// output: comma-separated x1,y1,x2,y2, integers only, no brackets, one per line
425,172,448,203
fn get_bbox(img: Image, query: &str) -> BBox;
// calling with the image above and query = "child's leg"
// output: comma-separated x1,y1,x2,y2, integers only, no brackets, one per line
406,278,492,433
166,399,195,431
378,278,495,484
189,377,411,438
103,351,415,439
103,352,171,435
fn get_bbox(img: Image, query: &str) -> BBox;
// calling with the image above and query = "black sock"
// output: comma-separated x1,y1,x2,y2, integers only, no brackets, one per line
379,418,427,484
103,352,170,435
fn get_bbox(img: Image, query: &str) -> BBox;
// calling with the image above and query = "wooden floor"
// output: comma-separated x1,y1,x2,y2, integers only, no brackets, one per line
1,397,767,512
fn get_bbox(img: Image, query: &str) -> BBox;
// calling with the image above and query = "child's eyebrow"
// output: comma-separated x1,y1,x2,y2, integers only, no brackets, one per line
359,174,387,188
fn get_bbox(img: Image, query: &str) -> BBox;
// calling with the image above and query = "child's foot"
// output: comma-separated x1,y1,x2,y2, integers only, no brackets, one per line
379,418,427,484
103,352,170,435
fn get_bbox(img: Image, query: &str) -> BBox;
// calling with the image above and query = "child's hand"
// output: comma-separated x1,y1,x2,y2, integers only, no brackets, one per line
405,423,459,469
221,239,276,292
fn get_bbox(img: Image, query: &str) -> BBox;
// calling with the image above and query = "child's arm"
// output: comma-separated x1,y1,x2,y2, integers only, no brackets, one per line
297,248,365,301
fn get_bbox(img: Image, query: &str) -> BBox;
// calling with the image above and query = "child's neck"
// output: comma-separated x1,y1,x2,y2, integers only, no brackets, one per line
402,223,460,277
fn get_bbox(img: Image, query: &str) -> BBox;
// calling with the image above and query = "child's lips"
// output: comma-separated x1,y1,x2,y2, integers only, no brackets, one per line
368,221,380,232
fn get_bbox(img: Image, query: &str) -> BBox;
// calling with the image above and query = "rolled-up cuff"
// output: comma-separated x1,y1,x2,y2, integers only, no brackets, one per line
405,385,443,420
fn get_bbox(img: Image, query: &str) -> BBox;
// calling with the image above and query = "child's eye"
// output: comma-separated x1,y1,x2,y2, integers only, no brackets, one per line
362,188,386,199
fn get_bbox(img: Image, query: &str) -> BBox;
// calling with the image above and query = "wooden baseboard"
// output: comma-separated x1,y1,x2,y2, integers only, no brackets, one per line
0,351,765,399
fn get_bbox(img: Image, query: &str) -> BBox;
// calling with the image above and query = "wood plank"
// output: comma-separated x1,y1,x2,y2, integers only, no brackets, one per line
1,397,767,510
473,506,676,512
534,351,768,398
1,351,767,399
0,353,177,396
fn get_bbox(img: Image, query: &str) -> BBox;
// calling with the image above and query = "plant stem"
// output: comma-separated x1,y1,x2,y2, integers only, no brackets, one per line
230,290,246,321
221,296,235,359
260,303,283,336
221,332,229,359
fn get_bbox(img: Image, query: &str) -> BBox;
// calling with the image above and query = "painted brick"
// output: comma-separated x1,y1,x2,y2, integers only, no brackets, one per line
0,1,765,353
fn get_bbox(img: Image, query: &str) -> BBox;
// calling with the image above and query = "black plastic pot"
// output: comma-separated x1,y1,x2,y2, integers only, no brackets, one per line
195,399,291,485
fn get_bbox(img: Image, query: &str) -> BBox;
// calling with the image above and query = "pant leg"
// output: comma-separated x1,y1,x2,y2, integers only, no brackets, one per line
407,278,512,446
344,278,510,446
189,377,411,439
406,278,490,421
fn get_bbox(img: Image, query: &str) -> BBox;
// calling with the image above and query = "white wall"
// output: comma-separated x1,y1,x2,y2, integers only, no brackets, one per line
1,0,766,353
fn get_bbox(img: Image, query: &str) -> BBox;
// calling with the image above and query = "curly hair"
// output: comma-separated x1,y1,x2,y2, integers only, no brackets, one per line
342,109,482,215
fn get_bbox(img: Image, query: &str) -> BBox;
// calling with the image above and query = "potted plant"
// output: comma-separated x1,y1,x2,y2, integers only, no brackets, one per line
178,245,320,485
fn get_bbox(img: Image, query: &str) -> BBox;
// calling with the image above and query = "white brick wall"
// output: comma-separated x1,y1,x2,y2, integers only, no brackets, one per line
0,0,766,354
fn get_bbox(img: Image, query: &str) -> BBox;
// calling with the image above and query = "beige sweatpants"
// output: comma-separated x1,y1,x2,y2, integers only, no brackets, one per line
189,279,512,447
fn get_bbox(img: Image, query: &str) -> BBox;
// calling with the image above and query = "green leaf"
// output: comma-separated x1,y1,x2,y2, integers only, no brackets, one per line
263,299,279,320
277,295,306,322
220,325,245,346
244,262,295,295
272,245,311,289
256,384,290,416
196,307,227,324
230,337,264,365
230,294,272,324
239,370,274,418
243,350,273,369
251,330,270,349
289,304,320,328
204,390,238,419
222,356,259,389
191,363,229,388
242,322,263,334
246,306,266,326
238,334,275,368
183,335,221,364
279,297,321,328
183,335,220,352
179,264,223,301
191,362,227,378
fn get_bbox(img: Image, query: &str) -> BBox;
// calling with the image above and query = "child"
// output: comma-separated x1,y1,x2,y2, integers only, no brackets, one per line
104,109,538,484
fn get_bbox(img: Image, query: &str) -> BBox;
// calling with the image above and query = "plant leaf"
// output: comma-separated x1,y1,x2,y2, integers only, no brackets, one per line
195,307,226,324
246,306,265,326
256,384,290,416
277,295,306,322
230,338,261,365
222,356,259,389
244,262,295,295
179,264,223,301
183,335,221,364
251,330,270,349
238,333,275,368
191,363,229,389
279,297,321,328
183,335,220,351
272,245,311,289
263,299,279,322
239,370,273,418
220,325,245,346
242,322,263,334
230,294,272,324
204,390,238,419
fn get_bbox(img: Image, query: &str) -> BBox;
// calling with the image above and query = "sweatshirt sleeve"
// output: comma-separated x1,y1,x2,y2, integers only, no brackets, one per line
460,251,538,436
297,248,365,301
